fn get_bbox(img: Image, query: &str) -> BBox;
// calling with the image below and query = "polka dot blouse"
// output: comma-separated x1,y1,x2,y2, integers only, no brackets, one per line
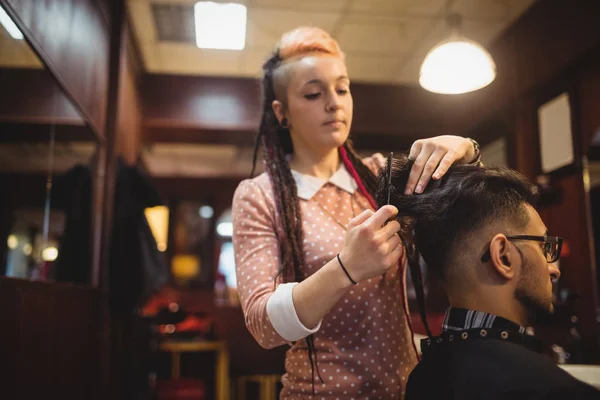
232,165,418,399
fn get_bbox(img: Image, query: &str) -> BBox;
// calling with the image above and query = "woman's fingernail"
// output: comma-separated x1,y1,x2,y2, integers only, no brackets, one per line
415,185,423,194
404,187,412,195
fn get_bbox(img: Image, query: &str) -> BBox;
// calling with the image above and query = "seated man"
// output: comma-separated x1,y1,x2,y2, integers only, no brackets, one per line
376,157,599,399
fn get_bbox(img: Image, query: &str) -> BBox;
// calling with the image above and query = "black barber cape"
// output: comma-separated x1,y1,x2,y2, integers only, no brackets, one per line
405,308,600,400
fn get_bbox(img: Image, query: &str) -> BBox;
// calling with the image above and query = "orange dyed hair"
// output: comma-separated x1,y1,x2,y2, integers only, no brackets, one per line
275,26,344,62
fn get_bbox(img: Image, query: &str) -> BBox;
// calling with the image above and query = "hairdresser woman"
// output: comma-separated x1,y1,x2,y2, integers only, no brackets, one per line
232,26,481,399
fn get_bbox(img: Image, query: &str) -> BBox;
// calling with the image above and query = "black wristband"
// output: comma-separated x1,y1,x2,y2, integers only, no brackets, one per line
336,254,357,285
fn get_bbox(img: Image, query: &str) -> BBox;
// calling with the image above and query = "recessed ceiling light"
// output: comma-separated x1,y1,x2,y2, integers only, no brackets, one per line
199,205,214,219
194,2,247,50
0,5,23,40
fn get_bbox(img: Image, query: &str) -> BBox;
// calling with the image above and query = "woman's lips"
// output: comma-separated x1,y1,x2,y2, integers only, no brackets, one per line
323,120,345,128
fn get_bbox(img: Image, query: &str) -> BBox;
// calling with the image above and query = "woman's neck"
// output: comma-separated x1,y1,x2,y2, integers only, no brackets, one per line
289,148,340,180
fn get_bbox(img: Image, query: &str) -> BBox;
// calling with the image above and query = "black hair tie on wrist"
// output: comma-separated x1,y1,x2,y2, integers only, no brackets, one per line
336,254,357,285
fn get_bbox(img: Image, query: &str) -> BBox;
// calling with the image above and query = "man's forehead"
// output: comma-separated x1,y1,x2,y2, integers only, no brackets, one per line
524,204,547,234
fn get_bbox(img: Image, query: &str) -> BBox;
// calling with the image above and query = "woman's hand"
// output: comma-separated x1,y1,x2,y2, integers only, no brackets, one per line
405,135,476,194
362,152,387,172
338,206,402,283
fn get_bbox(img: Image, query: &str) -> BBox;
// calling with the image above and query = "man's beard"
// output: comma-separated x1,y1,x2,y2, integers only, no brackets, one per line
514,252,554,325
514,287,554,325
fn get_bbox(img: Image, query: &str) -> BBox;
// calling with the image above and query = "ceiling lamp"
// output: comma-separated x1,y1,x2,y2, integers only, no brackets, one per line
0,5,23,40
194,2,247,50
419,13,496,94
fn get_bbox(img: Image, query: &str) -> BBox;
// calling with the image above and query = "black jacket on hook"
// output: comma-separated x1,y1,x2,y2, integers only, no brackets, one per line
52,164,92,284
109,158,169,313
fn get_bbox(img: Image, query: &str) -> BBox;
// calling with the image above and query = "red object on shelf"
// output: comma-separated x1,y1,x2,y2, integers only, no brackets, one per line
158,314,213,336
156,378,206,400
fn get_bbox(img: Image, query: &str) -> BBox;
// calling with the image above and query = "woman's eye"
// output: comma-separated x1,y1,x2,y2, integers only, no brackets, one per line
304,93,321,100
337,88,349,95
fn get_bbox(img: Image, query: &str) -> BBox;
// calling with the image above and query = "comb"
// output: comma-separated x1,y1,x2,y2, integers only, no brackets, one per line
386,152,393,204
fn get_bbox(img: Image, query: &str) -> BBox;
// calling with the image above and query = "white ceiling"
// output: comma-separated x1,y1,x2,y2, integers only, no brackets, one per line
0,27,42,68
127,0,537,84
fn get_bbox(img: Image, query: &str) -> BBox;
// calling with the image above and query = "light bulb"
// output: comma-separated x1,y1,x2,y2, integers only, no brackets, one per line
419,38,496,94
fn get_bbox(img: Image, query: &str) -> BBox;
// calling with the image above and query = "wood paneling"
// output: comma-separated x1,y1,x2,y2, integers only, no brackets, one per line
141,74,485,152
537,174,599,362
2,0,110,140
142,75,260,132
0,123,93,143
577,52,600,155
484,25,600,362
0,68,83,125
0,277,105,400
0,68,95,143
115,22,144,164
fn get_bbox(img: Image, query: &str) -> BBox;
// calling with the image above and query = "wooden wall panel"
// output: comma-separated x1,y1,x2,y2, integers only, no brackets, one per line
141,74,485,152
115,23,143,164
0,277,105,400
488,42,600,363
0,68,83,124
0,123,92,143
0,68,94,143
3,0,110,139
537,175,599,362
577,52,600,155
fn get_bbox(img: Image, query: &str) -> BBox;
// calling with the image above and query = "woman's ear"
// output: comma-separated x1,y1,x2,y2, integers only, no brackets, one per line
489,234,516,280
272,100,285,125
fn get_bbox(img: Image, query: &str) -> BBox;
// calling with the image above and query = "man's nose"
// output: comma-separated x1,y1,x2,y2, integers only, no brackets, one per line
548,262,561,280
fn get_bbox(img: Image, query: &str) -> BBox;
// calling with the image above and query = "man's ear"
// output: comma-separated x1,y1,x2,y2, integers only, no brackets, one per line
272,100,285,125
489,234,516,280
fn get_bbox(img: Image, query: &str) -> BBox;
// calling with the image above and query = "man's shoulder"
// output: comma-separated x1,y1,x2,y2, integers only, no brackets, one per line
450,338,579,382
407,337,599,399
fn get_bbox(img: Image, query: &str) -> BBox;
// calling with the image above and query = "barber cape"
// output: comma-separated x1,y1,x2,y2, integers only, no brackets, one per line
405,308,600,400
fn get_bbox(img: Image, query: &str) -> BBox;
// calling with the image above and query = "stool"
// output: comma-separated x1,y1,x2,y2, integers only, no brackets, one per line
236,375,281,400
156,378,206,400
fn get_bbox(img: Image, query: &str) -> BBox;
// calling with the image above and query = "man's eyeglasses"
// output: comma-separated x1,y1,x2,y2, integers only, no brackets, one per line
481,235,563,264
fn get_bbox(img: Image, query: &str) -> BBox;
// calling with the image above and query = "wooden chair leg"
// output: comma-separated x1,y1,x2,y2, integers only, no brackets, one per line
237,377,247,400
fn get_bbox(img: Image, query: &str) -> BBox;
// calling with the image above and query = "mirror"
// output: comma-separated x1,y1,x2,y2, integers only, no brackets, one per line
0,5,98,283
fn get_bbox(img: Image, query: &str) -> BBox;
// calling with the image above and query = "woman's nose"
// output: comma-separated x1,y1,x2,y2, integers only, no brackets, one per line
325,90,341,111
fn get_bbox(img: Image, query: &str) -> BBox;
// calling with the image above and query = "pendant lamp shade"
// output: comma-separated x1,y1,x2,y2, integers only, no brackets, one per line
419,14,496,94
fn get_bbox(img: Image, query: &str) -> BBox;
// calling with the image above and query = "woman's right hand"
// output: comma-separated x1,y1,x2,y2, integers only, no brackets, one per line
338,205,403,282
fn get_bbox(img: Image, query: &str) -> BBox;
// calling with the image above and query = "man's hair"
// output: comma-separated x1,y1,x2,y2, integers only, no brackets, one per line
376,155,539,274
375,155,538,335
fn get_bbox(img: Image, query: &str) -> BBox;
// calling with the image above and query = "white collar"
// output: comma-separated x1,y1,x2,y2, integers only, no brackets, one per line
291,164,357,200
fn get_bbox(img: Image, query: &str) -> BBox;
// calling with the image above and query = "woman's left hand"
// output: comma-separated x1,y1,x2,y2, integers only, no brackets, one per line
405,135,476,194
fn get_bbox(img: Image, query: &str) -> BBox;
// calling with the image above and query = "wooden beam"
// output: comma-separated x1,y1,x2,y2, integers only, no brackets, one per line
0,68,84,125
0,122,93,143
140,74,468,151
